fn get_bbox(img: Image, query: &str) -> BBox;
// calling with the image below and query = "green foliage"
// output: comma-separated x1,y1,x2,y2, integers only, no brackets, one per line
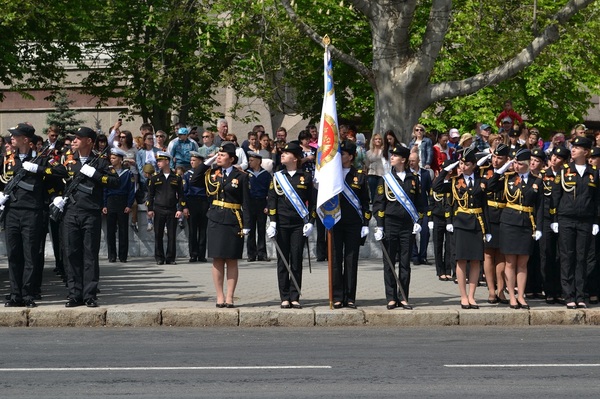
45,90,84,133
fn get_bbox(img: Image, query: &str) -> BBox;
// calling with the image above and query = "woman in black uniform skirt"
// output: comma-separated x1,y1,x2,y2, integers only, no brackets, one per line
267,142,315,309
492,149,543,309
432,147,490,309
191,142,250,308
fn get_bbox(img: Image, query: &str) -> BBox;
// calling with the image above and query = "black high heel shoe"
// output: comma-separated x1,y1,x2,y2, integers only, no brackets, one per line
215,303,226,308
509,303,521,309
517,301,530,310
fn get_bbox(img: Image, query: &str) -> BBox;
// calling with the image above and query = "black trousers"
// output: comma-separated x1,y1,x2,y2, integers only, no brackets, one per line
586,234,600,297
411,214,430,262
526,240,543,294
154,206,178,263
558,217,591,303
432,216,452,276
187,197,209,259
276,224,304,302
5,208,43,302
49,216,63,273
247,198,267,260
106,208,130,262
540,220,560,298
332,221,362,304
34,211,50,295
63,208,102,302
316,216,327,260
383,217,413,302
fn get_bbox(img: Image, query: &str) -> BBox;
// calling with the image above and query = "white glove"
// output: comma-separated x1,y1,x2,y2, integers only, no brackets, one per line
485,233,492,242
80,164,96,178
302,223,313,237
593,224,599,236
446,224,454,233
550,223,559,234
267,222,277,238
427,221,434,230
242,228,250,236
22,161,38,173
497,159,515,175
534,230,542,241
204,154,218,166
52,196,66,211
444,161,460,172
360,226,369,238
0,192,9,206
374,227,384,241
412,223,422,235
477,153,492,167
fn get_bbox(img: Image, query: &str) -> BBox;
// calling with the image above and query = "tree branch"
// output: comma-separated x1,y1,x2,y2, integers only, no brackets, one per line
429,0,596,102
279,0,375,87
348,0,373,19
417,0,452,69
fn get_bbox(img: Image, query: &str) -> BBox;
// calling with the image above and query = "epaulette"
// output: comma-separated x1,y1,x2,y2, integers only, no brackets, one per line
593,165,597,170
110,168,116,174
563,163,569,168
540,169,546,175
531,172,540,179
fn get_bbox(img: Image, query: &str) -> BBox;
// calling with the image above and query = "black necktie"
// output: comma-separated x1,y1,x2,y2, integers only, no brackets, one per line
468,177,473,188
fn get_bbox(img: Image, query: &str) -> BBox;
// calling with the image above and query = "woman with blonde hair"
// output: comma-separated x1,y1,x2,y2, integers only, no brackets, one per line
365,133,385,202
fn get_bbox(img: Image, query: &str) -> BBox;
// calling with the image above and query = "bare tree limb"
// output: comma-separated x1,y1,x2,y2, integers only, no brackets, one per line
417,0,452,70
279,0,375,87
429,0,595,102
348,0,373,19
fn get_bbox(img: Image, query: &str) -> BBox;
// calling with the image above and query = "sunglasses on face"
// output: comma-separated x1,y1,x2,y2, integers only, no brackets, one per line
414,128,424,132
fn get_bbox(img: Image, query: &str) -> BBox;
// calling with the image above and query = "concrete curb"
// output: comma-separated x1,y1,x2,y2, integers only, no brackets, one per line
2,307,600,327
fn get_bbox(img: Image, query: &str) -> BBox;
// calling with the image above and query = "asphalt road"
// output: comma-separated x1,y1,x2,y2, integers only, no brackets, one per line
1,327,599,398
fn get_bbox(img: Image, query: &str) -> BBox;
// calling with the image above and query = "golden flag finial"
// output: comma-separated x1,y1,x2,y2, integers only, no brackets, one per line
322,34,331,46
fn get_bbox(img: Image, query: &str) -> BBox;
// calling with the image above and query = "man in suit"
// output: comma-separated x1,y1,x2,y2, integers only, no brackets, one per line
409,152,432,264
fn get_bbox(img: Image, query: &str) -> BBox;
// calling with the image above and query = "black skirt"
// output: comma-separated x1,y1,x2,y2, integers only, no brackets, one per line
207,219,244,259
499,223,533,255
454,227,484,261
484,222,501,249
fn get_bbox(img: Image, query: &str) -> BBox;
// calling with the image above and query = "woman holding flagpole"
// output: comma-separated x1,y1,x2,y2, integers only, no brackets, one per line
373,144,424,310
331,140,372,309
267,142,315,309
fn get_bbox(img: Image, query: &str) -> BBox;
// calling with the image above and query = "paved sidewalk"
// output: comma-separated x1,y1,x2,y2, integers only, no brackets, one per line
0,256,597,327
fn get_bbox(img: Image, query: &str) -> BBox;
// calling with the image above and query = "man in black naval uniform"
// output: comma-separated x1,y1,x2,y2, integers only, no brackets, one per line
182,151,209,262
51,127,119,307
2,123,53,308
331,140,371,309
146,151,186,265
246,151,271,262
103,147,135,263
539,145,568,304
552,136,600,309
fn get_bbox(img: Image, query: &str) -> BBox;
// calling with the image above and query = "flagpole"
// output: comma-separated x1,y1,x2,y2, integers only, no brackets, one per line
328,229,333,309
323,34,334,311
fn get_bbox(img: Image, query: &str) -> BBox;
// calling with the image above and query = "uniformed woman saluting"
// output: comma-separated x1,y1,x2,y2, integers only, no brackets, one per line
372,144,424,310
266,142,315,310
489,148,543,309
432,147,491,309
191,142,250,308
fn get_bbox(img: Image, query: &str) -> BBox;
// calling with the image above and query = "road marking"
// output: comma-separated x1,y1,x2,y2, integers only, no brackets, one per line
446,364,600,368
0,366,332,372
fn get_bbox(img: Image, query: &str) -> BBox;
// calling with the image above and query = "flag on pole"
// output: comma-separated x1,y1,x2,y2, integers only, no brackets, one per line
315,35,343,230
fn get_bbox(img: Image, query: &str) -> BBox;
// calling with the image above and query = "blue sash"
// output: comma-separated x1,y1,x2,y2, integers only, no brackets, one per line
342,181,363,221
382,172,419,223
274,171,309,220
